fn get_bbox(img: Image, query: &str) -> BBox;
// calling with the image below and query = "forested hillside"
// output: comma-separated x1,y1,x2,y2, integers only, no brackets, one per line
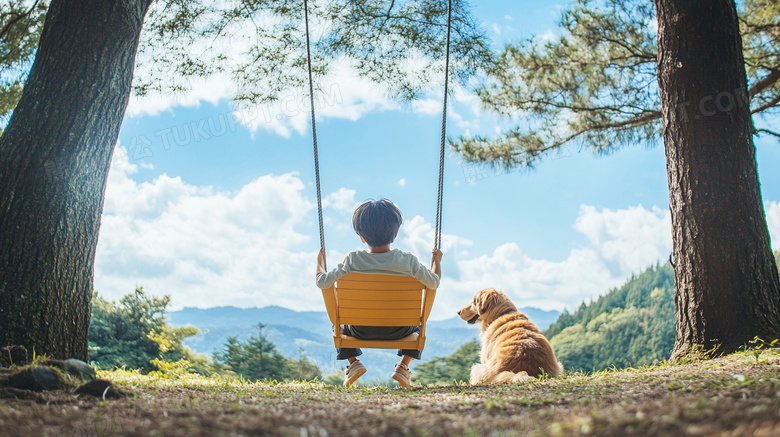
544,263,675,372
546,253,779,372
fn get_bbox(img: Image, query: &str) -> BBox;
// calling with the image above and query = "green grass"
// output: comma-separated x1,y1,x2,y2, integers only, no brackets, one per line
1,349,776,436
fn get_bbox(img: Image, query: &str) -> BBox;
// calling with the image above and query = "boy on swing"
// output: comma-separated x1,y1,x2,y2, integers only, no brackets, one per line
316,198,443,387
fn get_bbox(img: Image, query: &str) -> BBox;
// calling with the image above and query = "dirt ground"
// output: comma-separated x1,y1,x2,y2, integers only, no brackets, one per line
0,351,778,437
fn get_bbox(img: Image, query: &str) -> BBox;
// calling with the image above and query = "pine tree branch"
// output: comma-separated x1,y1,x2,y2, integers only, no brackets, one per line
349,0,443,28
756,128,780,138
739,16,780,33
595,35,656,61
512,97,655,115
0,0,41,42
751,94,780,114
550,110,661,149
748,68,780,99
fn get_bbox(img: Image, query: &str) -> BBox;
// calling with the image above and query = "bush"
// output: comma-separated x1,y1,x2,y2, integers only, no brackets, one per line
89,288,216,375
213,325,322,382
414,340,480,385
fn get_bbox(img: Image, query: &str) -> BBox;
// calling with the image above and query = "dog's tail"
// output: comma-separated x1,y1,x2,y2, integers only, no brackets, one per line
493,370,534,384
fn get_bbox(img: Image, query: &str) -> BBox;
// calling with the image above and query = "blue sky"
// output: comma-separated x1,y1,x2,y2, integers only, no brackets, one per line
95,1,780,320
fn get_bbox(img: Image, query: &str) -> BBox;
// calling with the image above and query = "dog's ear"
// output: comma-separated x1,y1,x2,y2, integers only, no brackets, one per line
477,289,497,315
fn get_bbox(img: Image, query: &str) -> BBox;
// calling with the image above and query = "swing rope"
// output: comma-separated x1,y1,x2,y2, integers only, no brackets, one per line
435,0,452,251
304,0,326,269
305,0,452,258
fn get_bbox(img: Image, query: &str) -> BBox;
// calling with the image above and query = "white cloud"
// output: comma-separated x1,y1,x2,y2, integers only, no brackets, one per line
431,204,673,319
316,62,400,120
400,215,473,259
105,149,205,219
430,201,772,319
411,98,442,116
437,244,614,317
323,188,358,214
398,178,407,187
573,204,672,276
126,39,486,141
95,147,317,310
97,157,677,321
766,200,780,251
540,29,557,43
128,50,401,138
126,75,235,118
504,15,512,21
228,63,401,138
448,108,472,130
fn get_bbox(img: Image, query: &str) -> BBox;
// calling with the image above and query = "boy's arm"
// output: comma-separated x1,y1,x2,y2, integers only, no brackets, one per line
315,250,351,289
406,250,442,290
431,249,443,278
316,248,327,275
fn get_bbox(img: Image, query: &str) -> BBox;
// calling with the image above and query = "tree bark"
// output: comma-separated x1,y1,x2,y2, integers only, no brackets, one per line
654,0,780,360
0,0,153,360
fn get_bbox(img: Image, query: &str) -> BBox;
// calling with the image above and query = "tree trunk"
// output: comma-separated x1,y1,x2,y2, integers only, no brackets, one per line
0,0,152,360
654,0,780,361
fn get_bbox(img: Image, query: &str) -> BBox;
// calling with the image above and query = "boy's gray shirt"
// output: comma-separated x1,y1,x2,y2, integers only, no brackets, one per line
316,249,440,290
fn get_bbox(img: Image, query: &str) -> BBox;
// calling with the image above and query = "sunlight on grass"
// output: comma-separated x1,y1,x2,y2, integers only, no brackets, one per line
98,348,779,403
3,350,777,437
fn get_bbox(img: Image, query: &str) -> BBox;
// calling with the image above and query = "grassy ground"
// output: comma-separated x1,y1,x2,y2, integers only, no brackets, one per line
0,350,777,436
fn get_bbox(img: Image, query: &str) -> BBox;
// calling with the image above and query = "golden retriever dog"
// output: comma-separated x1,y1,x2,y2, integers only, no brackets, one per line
458,288,563,384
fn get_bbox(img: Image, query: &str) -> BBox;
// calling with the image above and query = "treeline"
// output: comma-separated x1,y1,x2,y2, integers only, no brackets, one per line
544,263,675,371
93,252,779,384
89,288,320,382
548,251,780,372
414,340,479,385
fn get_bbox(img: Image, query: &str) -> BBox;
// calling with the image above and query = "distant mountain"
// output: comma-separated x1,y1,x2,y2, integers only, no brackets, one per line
167,305,559,379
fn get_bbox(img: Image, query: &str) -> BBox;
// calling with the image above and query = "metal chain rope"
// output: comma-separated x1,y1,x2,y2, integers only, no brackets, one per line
434,0,453,251
304,0,326,269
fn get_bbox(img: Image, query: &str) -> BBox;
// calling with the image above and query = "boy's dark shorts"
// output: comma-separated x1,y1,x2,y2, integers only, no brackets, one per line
335,325,422,360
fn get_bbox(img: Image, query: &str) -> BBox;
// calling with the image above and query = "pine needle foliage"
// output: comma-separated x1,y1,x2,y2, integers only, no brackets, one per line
452,0,780,169
0,0,490,125
133,0,490,105
213,324,322,382
88,288,202,373
0,0,47,130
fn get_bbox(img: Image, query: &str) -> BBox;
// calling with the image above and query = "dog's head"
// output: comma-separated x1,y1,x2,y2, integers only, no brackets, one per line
458,288,520,326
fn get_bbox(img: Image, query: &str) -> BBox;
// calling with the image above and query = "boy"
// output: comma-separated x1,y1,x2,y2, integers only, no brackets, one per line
316,198,443,387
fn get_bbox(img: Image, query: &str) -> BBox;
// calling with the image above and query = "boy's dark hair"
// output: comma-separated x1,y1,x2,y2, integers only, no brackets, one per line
352,198,403,247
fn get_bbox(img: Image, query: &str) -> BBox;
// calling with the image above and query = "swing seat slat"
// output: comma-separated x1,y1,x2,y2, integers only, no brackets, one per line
339,308,422,320
321,273,437,350
339,300,422,310
338,333,421,349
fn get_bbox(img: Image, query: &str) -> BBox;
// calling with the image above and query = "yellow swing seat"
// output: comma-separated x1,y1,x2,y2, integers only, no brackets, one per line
321,273,437,350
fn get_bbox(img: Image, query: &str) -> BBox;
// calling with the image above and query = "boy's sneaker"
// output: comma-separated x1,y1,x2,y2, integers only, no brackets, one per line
344,360,367,387
391,363,412,387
